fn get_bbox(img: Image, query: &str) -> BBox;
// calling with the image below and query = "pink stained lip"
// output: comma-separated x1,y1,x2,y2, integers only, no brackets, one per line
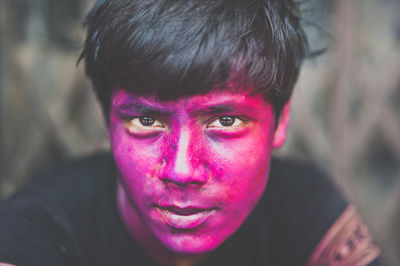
155,205,217,230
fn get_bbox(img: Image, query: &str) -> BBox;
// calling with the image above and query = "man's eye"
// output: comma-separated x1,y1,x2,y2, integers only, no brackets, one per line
208,116,243,128
139,116,156,126
125,116,165,131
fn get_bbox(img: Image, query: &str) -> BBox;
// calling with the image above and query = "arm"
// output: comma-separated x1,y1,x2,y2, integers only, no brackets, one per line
308,205,381,266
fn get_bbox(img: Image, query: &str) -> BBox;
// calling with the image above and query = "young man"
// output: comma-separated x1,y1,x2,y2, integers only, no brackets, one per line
0,0,381,265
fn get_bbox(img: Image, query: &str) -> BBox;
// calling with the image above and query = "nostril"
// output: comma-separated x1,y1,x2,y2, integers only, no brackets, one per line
160,178,192,188
160,175,206,187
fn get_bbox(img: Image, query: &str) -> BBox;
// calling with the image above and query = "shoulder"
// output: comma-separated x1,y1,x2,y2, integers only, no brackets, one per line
268,156,340,195
4,152,114,209
266,156,348,222
264,156,381,266
0,152,115,265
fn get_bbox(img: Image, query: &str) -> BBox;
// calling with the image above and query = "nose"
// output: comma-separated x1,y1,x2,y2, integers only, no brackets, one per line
159,128,207,187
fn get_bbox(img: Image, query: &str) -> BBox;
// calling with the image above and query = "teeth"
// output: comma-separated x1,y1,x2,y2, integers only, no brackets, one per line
166,209,210,216
166,210,210,220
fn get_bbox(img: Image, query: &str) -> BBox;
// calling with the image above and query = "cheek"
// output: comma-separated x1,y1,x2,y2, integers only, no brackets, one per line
207,130,272,201
109,121,163,182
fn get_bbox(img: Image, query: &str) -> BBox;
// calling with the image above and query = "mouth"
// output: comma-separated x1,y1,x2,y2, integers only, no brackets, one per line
155,205,217,230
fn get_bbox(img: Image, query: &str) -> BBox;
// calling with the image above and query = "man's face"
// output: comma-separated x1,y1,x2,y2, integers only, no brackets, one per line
109,88,286,254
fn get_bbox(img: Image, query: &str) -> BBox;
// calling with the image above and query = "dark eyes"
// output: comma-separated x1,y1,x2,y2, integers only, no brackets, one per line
219,116,235,126
124,115,244,135
139,116,156,126
207,116,243,128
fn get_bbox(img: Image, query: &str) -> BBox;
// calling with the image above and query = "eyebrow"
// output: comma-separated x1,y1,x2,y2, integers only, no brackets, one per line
117,99,251,117
118,102,172,116
192,105,237,116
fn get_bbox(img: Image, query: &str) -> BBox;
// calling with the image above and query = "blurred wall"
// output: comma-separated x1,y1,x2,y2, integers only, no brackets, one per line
0,0,399,264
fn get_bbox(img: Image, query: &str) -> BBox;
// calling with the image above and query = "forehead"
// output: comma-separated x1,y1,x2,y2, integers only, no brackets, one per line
111,88,271,113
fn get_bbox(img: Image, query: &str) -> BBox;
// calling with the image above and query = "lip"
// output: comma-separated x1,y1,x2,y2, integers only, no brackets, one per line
155,205,217,230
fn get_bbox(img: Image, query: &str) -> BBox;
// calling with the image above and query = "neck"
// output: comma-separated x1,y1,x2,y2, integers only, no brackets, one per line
116,182,207,266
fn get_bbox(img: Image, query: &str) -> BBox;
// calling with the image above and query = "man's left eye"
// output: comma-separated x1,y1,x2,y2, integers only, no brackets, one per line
207,116,244,128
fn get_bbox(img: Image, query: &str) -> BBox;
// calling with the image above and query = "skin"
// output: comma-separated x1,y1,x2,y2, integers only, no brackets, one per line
109,88,290,266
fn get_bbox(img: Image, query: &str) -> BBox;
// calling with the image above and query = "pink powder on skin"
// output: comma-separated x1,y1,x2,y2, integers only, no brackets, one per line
109,88,287,265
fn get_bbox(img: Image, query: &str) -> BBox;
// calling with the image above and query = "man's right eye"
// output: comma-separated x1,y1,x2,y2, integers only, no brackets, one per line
139,116,156,126
124,116,165,134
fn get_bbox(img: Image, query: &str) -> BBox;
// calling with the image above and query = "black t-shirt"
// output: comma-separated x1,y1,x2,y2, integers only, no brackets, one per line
0,153,382,265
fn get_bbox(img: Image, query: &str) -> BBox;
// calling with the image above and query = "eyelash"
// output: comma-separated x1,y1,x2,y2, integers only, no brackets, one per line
207,116,245,128
121,115,247,134
123,116,164,127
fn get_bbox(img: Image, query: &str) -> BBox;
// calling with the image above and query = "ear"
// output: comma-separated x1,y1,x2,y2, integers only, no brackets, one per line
272,101,291,149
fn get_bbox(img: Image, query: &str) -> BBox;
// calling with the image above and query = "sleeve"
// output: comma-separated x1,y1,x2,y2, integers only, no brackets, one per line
307,205,381,266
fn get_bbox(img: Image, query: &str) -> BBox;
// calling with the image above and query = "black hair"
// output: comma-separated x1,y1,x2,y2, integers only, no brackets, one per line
79,0,308,122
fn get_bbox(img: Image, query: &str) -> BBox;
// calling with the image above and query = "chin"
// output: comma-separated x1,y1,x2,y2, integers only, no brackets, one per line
159,232,224,255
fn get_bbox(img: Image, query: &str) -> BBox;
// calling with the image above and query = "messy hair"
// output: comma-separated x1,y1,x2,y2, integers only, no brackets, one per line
80,0,308,121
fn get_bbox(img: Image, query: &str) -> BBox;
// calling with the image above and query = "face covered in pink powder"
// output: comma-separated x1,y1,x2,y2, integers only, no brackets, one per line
109,88,290,259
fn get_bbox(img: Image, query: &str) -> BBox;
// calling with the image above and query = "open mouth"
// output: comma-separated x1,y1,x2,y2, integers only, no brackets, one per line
160,206,214,216
155,205,217,230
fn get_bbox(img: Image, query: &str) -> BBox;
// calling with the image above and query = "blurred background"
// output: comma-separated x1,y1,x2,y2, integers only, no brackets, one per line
0,0,399,264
